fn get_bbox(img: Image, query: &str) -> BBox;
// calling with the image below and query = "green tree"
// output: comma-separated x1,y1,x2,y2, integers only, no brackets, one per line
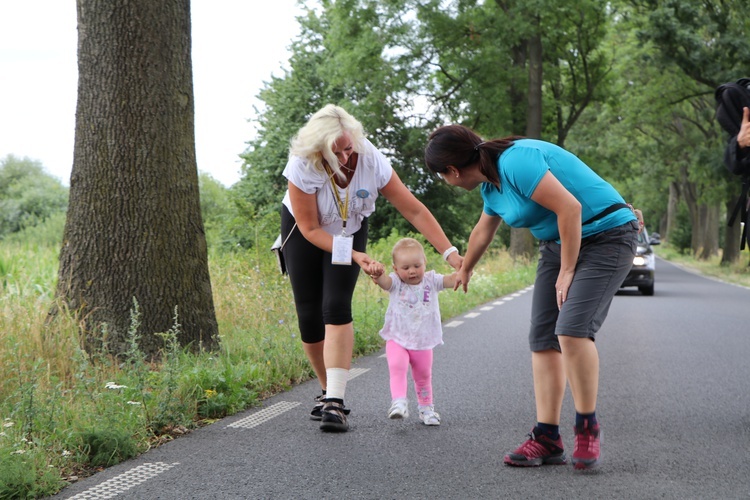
0,155,68,238
238,0,480,248
237,2,338,225
568,11,730,260
404,0,614,255
627,0,750,262
241,0,643,257
198,172,232,244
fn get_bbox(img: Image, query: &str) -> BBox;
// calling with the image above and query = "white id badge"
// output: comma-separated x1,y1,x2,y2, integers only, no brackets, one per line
331,234,353,265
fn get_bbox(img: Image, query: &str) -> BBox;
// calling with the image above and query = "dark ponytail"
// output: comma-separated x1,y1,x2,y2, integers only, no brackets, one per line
424,124,521,188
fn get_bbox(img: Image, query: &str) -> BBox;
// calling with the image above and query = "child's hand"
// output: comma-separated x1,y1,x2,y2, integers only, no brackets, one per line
368,261,392,290
369,261,386,279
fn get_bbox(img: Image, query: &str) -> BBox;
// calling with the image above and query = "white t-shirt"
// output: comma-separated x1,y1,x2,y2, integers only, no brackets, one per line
281,138,393,235
379,270,446,350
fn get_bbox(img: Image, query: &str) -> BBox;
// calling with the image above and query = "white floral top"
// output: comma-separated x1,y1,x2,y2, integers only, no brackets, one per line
379,270,446,350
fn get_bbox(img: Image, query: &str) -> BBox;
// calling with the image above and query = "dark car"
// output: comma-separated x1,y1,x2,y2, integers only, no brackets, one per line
620,228,660,296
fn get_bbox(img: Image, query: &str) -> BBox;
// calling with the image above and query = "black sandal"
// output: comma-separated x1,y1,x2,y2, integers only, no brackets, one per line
310,393,326,421
319,399,350,432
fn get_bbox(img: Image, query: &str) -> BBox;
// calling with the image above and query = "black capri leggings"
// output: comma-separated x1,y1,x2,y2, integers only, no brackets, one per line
281,205,368,344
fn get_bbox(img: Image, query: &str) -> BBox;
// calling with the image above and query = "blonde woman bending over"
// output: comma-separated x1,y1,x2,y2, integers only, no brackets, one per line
279,105,462,432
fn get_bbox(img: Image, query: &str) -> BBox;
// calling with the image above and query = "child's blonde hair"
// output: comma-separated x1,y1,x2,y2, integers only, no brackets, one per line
289,104,365,178
391,238,425,263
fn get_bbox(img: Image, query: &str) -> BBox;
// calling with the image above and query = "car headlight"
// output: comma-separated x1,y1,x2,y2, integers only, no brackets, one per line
633,256,646,266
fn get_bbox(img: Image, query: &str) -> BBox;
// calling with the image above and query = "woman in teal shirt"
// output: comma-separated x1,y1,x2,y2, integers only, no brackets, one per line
425,124,639,470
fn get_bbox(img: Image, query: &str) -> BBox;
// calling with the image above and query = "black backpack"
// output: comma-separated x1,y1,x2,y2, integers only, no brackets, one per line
715,78,750,250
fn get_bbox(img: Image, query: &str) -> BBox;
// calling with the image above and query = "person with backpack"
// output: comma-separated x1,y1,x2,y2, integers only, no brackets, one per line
424,124,639,470
715,78,750,251
716,78,750,176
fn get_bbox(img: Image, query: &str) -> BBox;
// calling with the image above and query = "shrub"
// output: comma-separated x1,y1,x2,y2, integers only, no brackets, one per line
77,429,139,467
0,446,66,499
0,155,68,239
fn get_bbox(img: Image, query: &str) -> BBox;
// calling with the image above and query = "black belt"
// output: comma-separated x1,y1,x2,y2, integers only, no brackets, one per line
583,203,630,225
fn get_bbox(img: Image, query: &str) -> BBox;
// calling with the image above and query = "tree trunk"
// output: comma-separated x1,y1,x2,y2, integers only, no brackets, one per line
665,181,680,243
688,202,701,257
55,0,218,357
697,203,720,260
510,25,542,261
525,27,543,139
688,202,715,259
678,165,704,258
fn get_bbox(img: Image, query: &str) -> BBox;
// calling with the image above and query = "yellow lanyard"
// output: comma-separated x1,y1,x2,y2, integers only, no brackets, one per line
324,164,350,230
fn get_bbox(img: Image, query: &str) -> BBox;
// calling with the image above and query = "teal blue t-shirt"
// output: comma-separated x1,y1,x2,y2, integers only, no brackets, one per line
481,139,635,241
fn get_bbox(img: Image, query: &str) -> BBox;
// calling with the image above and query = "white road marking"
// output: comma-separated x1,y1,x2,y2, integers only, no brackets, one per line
226,369,368,431
227,401,300,429
69,462,179,499
348,367,369,380
450,286,533,323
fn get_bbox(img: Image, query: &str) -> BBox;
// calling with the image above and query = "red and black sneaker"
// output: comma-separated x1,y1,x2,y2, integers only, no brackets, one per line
503,430,568,467
572,421,601,470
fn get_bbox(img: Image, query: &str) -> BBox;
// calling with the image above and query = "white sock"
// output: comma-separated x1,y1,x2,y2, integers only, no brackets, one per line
325,368,349,401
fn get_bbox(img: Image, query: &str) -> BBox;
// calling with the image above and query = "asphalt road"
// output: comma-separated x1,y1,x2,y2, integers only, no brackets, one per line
53,257,750,500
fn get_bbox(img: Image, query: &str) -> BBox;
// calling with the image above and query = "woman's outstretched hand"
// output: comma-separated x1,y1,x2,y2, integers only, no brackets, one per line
453,266,471,293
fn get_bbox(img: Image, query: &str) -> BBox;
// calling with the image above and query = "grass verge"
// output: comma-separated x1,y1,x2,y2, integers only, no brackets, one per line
0,229,534,498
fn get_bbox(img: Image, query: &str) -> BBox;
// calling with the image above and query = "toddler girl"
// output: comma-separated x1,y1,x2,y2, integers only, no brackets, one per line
370,238,457,426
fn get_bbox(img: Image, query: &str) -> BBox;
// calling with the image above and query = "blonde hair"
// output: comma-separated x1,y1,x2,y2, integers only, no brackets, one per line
289,104,365,178
391,238,425,263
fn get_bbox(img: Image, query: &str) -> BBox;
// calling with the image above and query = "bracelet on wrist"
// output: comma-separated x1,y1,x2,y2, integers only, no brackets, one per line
442,246,458,261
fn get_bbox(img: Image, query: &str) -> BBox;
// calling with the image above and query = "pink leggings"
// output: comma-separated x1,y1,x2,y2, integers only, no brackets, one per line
386,340,433,406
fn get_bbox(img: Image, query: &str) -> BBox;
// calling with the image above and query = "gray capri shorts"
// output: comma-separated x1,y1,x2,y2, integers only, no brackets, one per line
529,220,638,352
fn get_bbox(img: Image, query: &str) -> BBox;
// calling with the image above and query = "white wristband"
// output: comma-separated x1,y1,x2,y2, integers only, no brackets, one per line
442,246,458,261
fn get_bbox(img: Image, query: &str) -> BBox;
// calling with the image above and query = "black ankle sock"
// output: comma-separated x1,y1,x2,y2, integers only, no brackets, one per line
575,411,597,429
534,422,560,440
325,397,344,405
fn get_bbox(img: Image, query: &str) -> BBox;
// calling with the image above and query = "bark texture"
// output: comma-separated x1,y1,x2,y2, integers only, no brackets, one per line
56,0,218,356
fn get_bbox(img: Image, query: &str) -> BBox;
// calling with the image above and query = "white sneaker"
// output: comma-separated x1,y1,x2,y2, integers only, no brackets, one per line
388,398,409,419
418,405,441,426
